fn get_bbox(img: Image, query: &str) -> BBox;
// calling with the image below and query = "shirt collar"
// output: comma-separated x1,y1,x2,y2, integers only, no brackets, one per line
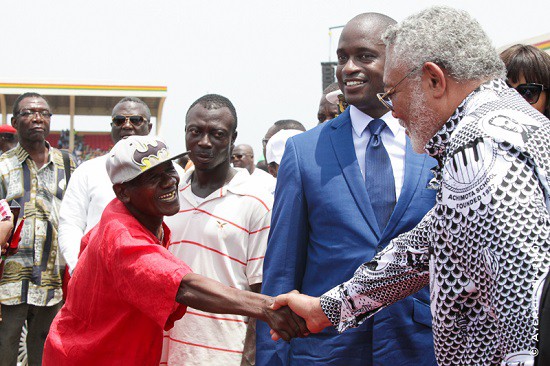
424,78,509,160
349,105,403,138
181,166,250,203
13,141,53,166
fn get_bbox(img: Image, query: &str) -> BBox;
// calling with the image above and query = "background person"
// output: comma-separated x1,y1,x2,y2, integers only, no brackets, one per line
262,120,305,161
0,125,18,154
500,44,550,118
0,92,76,366
265,129,303,178
58,97,161,273
232,143,275,192
317,82,341,124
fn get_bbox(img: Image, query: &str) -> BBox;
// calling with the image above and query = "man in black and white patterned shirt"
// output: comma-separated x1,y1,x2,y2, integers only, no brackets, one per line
270,6,550,366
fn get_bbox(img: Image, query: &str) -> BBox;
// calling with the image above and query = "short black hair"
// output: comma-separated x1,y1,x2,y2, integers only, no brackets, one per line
113,97,152,121
273,119,306,132
186,94,238,131
12,92,49,116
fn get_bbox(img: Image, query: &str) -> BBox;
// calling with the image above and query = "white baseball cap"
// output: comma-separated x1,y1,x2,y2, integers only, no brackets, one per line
325,89,343,105
106,135,188,184
266,129,303,165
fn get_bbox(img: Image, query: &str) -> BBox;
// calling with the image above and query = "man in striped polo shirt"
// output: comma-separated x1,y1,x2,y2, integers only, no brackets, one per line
163,94,273,366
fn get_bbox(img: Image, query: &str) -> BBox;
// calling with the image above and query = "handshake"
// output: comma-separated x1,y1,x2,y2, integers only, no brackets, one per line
262,290,333,341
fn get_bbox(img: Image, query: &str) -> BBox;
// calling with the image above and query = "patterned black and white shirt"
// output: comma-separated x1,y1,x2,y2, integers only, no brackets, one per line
320,79,550,366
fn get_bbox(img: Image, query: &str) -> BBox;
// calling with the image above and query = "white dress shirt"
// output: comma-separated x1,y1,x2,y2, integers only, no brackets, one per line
58,155,114,272
350,105,406,199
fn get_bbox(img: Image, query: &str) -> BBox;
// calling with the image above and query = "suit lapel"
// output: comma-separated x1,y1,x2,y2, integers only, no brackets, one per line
330,110,380,236
382,138,427,240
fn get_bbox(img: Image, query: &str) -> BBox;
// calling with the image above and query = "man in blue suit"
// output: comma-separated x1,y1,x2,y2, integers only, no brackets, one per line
256,13,438,366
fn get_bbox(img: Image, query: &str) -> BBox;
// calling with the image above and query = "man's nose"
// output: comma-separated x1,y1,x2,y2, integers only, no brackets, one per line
342,58,360,74
161,173,179,188
31,112,45,122
198,134,212,147
121,118,134,129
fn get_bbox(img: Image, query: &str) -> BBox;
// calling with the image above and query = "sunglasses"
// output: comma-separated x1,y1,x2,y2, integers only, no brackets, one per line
111,115,147,127
231,154,252,160
513,83,548,105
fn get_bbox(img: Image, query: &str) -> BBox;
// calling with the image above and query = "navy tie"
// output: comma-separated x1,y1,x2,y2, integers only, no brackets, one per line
365,119,396,231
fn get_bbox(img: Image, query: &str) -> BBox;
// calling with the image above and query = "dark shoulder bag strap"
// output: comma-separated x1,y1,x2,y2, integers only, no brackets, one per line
61,149,71,186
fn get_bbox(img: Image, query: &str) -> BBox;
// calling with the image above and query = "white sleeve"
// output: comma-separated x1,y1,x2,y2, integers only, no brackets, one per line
59,165,90,272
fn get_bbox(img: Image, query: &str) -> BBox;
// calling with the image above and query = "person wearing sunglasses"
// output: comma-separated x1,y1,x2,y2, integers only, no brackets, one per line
58,97,186,276
500,44,550,118
232,143,275,194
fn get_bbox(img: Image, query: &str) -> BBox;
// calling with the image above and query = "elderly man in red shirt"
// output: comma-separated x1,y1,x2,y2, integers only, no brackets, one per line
43,136,306,365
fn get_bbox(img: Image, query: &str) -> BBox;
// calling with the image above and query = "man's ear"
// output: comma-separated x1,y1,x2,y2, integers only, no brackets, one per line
113,183,131,203
11,117,17,130
422,62,447,98
147,122,153,134
229,130,238,150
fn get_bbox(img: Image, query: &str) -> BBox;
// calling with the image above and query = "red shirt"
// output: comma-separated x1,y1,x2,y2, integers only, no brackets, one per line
43,199,192,365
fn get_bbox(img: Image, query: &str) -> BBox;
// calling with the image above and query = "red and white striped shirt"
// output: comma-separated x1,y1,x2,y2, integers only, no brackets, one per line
163,168,273,365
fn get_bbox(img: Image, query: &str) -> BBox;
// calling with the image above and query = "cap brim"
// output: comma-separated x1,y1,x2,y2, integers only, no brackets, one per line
168,150,190,162
326,90,342,105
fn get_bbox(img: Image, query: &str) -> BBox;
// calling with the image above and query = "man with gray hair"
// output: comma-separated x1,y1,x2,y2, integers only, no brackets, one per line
270,6,550,366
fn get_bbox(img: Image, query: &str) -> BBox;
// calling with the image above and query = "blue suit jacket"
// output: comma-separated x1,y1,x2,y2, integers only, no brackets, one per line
257,109,438,366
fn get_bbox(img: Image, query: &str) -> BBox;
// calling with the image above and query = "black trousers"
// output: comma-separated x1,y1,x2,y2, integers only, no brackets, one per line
0,302,62,366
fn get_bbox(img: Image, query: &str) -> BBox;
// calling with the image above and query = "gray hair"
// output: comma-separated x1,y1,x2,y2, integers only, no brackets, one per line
382,6,506,81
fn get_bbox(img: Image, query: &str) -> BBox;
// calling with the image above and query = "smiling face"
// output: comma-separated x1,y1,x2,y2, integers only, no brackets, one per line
121,161,180,223
11,97,51,143
185,104,237,172
336,18,387,117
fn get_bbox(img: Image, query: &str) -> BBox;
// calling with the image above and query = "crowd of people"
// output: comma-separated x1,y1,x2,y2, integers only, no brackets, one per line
0,5,548,366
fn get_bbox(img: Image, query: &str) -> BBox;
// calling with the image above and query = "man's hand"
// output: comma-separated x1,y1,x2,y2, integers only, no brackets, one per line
261,298,309,342
176,273,309,342
269,291,332,341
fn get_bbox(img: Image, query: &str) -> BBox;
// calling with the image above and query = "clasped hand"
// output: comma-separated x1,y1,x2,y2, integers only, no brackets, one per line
268,290,332,341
